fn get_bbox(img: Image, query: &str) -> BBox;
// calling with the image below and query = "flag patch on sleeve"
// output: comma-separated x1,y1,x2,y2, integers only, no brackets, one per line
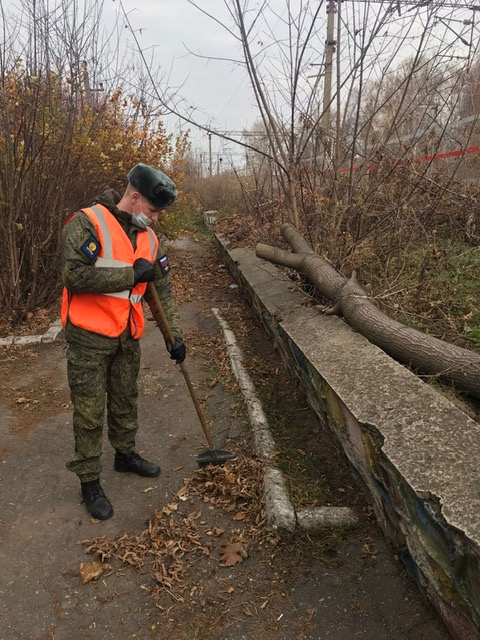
158,254,171,276
80,235,101,261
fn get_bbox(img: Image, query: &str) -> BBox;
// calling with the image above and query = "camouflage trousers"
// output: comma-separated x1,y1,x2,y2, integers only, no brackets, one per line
66,337,141,482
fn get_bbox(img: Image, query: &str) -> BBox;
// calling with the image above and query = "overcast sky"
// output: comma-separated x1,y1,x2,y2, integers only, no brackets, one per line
111,0,259,160
107,0,477,164
5,0,476,167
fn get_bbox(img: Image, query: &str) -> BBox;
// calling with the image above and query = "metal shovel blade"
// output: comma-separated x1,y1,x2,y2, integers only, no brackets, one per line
196,449,237,468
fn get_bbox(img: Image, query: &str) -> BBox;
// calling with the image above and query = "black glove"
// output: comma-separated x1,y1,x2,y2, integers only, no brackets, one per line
133,258,155,285
165,337,186,364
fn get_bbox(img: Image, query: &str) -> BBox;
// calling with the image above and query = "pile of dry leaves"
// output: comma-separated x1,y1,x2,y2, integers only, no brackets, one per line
213,214,260,249
82,456,276,609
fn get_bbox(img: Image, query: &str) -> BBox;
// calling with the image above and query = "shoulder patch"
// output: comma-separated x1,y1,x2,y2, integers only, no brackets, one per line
157,254,171,276
80,235,101,261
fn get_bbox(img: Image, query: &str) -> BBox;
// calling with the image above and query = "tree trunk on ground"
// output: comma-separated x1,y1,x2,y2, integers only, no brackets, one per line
256,223,480,400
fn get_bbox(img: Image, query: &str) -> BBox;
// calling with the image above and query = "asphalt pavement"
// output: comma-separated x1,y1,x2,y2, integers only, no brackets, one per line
0,237,451,640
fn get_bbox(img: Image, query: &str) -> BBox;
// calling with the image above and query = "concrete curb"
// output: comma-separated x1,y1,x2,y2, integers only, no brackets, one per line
0,319,63,347
211,306,358,532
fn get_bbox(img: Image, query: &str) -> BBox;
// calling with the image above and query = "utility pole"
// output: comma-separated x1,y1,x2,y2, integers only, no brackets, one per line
335,0,342,168
81,60,103,108
321,0,336,134
82,61,92,107
208,132,213,177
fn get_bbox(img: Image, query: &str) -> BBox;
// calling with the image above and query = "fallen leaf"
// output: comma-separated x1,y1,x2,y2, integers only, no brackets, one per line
224,469,235,485
80,562,105,584
219,542,248,567
142,487,154,493
233,512,247,521
226,586,234,594
177,486,188,498
362,542,377,557
15,397,29,404
162,502,179,516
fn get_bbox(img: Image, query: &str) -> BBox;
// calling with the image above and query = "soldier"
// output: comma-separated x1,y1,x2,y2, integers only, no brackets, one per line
61,163,186,520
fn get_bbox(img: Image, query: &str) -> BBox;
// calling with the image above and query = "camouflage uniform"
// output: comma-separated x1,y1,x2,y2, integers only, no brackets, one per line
61,190,182,483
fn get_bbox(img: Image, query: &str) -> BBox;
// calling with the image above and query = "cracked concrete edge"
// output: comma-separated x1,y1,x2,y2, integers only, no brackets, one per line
0,319,63,347
263,467,297,530
211,308,276,459
297,507,359,529
211,307,358,532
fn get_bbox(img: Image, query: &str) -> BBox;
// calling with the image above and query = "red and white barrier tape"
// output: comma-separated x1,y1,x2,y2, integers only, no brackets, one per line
334,145,480,173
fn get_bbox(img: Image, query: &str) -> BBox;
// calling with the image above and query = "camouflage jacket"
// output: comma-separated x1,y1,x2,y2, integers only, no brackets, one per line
61,189,182,348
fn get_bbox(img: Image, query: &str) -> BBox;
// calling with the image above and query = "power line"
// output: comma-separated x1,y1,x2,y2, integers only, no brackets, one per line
210,131,263,137
342,1,480,8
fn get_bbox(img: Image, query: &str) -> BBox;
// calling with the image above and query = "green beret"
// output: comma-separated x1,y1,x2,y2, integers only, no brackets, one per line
127,163,177,209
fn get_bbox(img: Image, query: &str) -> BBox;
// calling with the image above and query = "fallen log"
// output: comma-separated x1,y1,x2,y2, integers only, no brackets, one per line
256,223,480,400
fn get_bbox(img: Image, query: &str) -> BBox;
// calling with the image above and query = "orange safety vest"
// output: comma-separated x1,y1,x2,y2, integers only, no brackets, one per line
61,204,158,339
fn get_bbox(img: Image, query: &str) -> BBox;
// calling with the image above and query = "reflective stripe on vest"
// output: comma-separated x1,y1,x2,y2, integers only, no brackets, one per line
90,204,157,303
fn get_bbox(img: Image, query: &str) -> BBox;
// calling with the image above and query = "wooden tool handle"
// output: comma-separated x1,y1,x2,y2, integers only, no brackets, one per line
144,282,215,451
144,282,176,345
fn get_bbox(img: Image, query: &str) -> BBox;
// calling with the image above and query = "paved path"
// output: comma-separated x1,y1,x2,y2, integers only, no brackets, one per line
0,238,451,639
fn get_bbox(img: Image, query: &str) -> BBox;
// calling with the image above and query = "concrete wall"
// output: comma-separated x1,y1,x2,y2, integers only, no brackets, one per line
213,230,480,640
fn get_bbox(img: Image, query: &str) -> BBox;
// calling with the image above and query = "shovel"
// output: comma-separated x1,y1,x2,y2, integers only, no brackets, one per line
144,282,236,467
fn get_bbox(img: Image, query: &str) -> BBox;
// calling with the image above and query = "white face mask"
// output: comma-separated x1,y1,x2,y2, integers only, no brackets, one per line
132,197,152,229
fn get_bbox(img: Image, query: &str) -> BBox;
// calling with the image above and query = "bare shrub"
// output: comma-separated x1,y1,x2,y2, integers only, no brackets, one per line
187,171,248,216
0,0,189,327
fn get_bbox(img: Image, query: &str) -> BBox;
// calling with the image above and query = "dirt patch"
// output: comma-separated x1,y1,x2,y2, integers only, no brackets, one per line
0,344,70,439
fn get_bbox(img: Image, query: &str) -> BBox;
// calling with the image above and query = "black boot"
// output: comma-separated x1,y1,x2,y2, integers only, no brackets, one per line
81,480,114,520
114,451,161,477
